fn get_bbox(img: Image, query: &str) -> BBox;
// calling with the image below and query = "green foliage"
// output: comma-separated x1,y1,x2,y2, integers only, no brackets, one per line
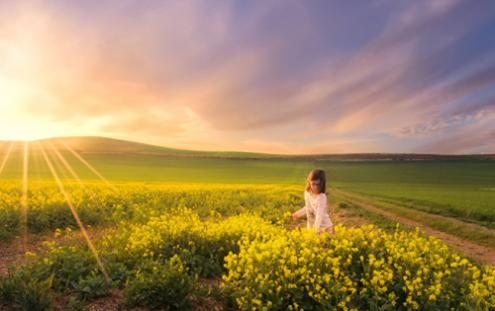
23,242,99,292
72,271,109,301
123,255,195,310
0,270,53,311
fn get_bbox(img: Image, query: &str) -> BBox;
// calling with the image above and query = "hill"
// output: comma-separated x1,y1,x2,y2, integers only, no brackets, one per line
0,136,493,161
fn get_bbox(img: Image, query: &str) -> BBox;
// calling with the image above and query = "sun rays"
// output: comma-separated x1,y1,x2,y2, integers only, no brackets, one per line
60,141,118,192
47,141,83,186
21,142,29,259
0,142,14,176
0,139,115,284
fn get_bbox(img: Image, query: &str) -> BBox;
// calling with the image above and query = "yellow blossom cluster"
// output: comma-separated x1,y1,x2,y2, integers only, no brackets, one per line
223,225,495,310
123,207,283,277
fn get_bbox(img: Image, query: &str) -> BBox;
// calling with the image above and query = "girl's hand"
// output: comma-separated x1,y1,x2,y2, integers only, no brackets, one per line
292,208,306,221
291,212,298,221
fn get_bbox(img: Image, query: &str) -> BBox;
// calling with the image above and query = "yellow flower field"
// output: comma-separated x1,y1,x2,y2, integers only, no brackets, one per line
0,183,494,310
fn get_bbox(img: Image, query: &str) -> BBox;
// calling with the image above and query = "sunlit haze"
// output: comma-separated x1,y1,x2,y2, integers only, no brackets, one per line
0,0,494,153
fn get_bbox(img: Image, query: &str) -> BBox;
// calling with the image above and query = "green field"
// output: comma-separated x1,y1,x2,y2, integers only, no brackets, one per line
1,138,493,226
319,161,495,225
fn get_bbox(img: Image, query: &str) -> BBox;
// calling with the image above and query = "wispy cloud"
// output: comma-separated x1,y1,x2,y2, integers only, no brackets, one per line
0,0,493,153
414,110,495,154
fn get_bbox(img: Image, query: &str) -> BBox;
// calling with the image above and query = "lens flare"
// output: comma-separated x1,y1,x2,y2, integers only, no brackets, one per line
59,141,117,191
0,142,14,177
47,141,83,186
21,142,29,258
47,141,107,217
38,142,110,284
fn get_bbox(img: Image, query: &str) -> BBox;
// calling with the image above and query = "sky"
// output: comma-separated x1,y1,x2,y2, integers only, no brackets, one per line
0,0,494,154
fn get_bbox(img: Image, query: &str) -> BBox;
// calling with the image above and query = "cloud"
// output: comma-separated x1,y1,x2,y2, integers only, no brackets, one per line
414,111,495,154
0,0,493,153
399,96,495,136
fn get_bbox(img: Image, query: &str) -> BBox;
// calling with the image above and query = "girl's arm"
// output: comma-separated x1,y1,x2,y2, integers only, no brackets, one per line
292,191,309,220
292,206,306,220
314,194,327,233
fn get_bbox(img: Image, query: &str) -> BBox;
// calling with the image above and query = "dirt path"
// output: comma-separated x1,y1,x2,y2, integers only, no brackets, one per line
0,233,48,275
0,227,109,276
332,188,495,265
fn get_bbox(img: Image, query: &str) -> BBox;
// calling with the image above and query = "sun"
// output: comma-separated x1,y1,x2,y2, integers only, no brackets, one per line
0,112,54,141
0,126,50,141
0,75,57,141
0,117,51,142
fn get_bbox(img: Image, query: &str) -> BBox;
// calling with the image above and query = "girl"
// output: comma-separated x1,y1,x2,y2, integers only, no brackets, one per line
292,169,335,235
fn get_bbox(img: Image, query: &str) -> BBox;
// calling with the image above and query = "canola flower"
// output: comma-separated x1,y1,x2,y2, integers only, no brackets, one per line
122,207,283,277
0,183,494,310
223,224,495,310
0,181,302,239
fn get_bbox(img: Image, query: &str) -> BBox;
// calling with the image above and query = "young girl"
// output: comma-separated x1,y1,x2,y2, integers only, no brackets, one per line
292,169,335,235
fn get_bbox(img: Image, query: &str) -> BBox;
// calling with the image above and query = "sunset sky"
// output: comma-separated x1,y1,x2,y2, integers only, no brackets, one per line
0,0,494,154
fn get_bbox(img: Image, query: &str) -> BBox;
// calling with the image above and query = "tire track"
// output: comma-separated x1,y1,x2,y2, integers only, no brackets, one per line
332,188,495,265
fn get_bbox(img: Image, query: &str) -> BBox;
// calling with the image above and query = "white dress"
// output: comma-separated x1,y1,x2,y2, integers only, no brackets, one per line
294,190,333,231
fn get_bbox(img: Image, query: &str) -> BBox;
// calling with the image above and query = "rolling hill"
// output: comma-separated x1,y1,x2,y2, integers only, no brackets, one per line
0,136,493,161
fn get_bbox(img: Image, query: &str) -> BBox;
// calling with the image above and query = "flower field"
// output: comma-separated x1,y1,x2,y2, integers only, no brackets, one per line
0,183,494,310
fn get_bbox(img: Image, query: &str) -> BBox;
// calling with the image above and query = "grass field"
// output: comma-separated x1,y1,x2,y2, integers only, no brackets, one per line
319,161,495,225
1,138,493,226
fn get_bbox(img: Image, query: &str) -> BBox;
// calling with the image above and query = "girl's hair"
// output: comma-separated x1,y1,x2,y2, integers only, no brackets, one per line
305,169,326,194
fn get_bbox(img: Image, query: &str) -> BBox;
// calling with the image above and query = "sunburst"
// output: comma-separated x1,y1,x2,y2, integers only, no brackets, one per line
38,141,110,284
0,142,14,176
